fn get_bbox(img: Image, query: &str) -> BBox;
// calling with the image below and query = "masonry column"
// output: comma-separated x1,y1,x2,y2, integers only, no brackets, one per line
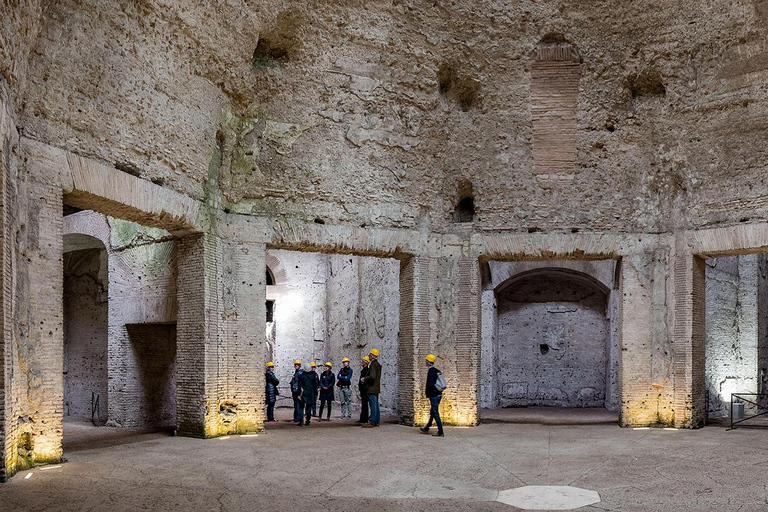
220,238,267,433
176,233,220,437
670,243,706,428
619,249,675,426
176,233,266,437
453,257,481,425
6,141,66,475
397,256,430,425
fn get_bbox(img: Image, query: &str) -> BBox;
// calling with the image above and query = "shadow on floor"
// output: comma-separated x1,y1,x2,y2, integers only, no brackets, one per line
63,418,173,453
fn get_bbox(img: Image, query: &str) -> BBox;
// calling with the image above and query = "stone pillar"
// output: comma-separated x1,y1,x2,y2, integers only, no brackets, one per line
176,233,218,437
5,152,65,473
176,233,266,437
619,250,675,426
453,257,481,425
480,287,497,409
670,247,707,428
397,256,425,425
219,239,267,433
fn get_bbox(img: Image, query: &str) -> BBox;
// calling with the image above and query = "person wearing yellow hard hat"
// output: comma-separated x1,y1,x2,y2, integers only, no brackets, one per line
362,349,382,428
290,360,303,423
309,362,319,417
420,354,445,437
265,362,280,423
337,357,354,420
318,362,336,421
356,356,371,424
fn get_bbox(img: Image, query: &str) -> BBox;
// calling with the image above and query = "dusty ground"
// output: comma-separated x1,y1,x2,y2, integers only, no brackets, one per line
1,411,767,511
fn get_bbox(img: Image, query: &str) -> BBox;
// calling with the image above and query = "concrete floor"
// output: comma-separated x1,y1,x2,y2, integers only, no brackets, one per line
480,407,619,425
2,411,768,511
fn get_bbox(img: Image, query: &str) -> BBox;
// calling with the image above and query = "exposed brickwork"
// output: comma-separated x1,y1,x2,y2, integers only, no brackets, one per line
455,258,480,425
531,43,581,184
175,234,210,437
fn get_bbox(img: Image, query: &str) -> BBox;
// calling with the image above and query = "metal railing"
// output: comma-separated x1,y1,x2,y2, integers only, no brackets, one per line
729,393,768,430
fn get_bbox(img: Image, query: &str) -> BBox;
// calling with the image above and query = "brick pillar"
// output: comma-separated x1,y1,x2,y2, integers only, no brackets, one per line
453,257,480,425
397,256,430,425
176,234,266,437
671,248,706,428
176,233,218,437
619,251,676,427
220,239,266,433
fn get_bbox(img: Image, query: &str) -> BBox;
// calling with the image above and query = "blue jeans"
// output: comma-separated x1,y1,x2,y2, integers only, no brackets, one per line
426,395,443,433
293,396,301,422
368,394,380,426
267,402,275,422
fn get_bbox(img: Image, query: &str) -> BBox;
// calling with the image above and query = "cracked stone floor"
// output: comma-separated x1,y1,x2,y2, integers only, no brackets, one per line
1,410,767,511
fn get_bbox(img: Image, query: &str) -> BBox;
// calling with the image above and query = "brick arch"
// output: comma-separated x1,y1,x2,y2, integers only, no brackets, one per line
265,251,288,285
491,261,614,296
63,210,111,251
495,267,611,298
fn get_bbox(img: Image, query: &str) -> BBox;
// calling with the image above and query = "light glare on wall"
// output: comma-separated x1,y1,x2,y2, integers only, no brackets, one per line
274,292,304,322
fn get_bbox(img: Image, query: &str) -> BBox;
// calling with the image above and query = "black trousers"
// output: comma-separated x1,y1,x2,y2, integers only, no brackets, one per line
358,391,369,422
319,399,332,419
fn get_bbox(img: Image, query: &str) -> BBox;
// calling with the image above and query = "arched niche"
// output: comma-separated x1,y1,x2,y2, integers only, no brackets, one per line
481,261,620,413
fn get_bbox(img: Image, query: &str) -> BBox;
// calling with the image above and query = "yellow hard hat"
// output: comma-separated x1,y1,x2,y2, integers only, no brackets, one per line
310,361,317,367
342,358,350,363
266,361,275,367
362,356,370,363
325,362,333,368
294,360,302,365
369,348,380,357
426,354,436,363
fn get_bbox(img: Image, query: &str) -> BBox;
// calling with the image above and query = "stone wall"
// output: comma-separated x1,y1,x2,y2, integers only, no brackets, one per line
481,260,619,411
705,254,768,419
63,247,108,423
123,324,176,428
496,274,609,408
266,249,400,413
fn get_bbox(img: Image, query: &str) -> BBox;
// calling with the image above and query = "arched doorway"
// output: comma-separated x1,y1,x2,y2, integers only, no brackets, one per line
63,233,109,424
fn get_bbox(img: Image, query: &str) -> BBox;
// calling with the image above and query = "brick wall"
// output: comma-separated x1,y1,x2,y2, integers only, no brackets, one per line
531,43,581,182
63,248,108,422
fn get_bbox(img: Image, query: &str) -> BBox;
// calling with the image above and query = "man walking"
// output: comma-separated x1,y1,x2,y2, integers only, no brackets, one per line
420,354,444,437
265,361,280,423
362,348,381,428
356,356,370,424
337,358,353,419
291,360,303,423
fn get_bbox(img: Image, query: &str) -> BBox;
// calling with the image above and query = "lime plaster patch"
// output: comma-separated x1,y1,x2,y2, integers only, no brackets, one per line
496,486,600,510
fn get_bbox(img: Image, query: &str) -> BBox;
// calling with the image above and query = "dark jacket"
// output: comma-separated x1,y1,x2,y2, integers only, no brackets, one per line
426,366,442,398
358,366,369,395
265,370,280,403
365,359,382,395
291,369,303,397
298,370,319,403
337,366,353,387
319,370,336,400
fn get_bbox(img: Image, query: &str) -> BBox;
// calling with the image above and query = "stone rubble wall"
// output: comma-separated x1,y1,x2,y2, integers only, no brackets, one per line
267,249,400,414
704,254,768,419
483,261,619,410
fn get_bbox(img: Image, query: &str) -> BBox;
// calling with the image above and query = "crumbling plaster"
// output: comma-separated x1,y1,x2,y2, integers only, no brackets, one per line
8,1,768,233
